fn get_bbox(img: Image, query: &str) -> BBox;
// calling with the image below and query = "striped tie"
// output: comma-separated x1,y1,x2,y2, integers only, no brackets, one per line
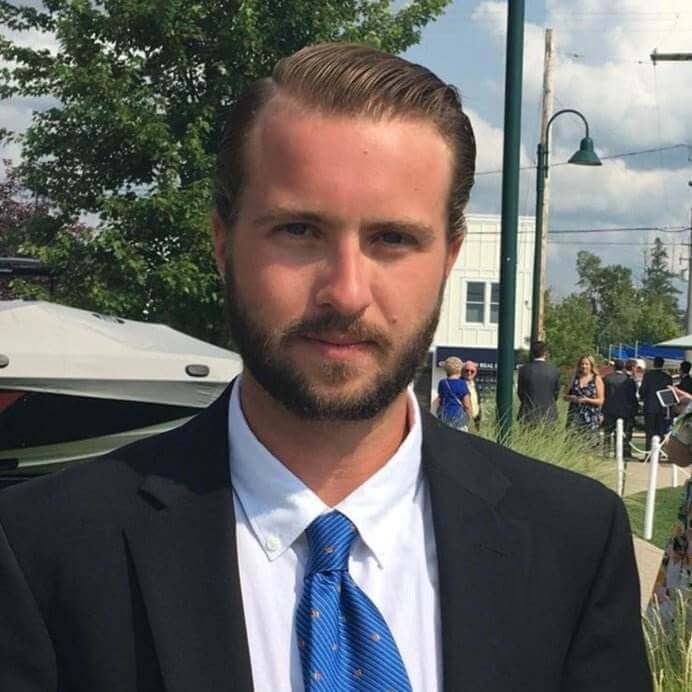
296,511,412,691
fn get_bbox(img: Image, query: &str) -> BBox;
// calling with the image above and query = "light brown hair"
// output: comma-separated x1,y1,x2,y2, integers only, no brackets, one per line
214,42,476,242
575,354,598,378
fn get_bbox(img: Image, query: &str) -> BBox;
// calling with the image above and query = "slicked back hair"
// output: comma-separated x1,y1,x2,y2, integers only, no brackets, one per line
214,43,476,243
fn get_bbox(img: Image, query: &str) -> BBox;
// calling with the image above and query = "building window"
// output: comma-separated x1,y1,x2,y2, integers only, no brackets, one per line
490,282,500,324
465,282,485,323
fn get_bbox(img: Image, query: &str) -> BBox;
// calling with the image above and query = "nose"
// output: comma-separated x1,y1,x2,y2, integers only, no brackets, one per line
313,235,373,316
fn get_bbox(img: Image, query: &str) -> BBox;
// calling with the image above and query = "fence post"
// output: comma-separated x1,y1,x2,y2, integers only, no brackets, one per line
644,435,661,541
616,418,624,496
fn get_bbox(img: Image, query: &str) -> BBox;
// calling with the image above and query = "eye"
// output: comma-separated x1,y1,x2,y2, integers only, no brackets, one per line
280,222,312,237
379,231,412,245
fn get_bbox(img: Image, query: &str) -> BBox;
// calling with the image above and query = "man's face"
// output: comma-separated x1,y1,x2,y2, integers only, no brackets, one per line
214,98,461,420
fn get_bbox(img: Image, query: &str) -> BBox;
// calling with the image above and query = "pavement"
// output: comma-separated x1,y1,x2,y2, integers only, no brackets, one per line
632,536,663,611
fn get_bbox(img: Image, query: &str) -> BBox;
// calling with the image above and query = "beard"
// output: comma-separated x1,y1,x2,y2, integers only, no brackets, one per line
223,262,442,422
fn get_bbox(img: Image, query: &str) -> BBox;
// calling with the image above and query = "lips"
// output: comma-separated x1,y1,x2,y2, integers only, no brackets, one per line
303,332,370,347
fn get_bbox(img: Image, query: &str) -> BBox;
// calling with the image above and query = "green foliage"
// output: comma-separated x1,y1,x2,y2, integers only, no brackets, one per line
0,0,450,342
545,245,683,359
635,238,683,344
576,250,640,348
544,290,598,368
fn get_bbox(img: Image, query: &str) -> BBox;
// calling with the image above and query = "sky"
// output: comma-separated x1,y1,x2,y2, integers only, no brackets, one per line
2,0,692,300
404,0,692,299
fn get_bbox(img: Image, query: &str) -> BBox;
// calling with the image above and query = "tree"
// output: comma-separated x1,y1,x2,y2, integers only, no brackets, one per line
543,290,598,368
575,250,639,349
634,237,682,343
0,0,450,342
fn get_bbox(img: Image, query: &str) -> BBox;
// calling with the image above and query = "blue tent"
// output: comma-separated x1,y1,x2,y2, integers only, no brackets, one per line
610,343,684,362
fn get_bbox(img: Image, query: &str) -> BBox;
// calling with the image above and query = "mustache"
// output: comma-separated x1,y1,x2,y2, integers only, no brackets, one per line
282,312,392,349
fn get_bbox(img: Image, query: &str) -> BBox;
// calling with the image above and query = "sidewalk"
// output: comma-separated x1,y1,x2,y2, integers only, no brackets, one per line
632,536,663,610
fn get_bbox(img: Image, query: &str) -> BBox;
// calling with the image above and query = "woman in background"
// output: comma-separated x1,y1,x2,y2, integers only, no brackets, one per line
462,360,482,432
564,354,604,436
436,356,472,431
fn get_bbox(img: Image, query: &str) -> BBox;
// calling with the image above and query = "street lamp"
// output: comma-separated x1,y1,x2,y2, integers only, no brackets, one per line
530,108,601,346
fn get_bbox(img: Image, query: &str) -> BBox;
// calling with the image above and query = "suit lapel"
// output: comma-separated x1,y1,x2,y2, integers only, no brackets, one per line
124,386,254,692
422,413,531,691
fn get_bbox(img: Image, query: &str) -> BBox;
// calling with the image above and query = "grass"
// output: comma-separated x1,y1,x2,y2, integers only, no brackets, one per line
478,400,612,484
625,486,684,550
644,594,692,692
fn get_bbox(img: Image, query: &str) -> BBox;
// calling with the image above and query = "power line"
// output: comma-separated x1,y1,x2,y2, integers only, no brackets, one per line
466,225,689,236
549,226,689,235
550,240,688,246
475,143,690,177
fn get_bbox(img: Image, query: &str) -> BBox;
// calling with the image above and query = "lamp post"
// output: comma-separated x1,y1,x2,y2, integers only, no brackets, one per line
531,109,601,346
495,0,525,442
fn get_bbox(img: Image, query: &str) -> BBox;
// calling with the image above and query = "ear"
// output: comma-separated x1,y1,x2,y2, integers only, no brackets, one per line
444,234,463,279
211,211,227,277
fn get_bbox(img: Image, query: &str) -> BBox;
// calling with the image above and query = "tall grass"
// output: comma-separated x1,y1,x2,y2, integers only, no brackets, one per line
644,594,692,692
478,401,612,485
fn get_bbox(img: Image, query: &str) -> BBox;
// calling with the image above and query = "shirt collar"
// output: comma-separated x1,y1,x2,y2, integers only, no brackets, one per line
228,376,423,567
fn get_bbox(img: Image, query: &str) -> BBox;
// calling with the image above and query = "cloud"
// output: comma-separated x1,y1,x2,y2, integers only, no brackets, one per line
466,0,692,298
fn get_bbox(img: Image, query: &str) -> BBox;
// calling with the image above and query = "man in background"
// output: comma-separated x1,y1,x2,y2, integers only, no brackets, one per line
678,360,692,395
640,356,673,450
603,359,638,458
517,341,561,425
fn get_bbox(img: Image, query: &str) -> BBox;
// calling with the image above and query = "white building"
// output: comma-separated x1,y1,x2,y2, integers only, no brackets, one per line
434,213,536,351
419,213,536,406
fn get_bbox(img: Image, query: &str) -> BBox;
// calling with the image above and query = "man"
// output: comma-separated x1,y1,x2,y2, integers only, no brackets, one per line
625,358,637,378
517,340,561,425
602,359,638,457
0,44,651,691
678,360,692,395
640,355,674,450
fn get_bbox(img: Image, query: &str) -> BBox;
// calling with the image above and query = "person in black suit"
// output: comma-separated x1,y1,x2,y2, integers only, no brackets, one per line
0,44,651,691
677,360,692,395
602,359,638,457
517,341,561,425
639,356,674,450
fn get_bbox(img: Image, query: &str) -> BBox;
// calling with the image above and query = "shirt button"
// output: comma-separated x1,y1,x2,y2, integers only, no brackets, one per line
265,535,281,553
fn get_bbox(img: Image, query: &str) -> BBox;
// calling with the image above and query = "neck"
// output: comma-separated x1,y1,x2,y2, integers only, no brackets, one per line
238,372,410,506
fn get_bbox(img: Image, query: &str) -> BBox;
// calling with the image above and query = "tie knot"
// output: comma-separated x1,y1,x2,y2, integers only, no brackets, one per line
305,511,357,574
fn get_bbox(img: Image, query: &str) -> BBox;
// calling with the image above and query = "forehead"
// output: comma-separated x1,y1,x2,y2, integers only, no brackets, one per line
240,97,453,224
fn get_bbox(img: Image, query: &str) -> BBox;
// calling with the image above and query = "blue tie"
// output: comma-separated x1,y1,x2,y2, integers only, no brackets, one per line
296,511,412,691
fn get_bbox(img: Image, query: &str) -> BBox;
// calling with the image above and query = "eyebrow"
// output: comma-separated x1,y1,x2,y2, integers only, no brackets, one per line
251,206,438,243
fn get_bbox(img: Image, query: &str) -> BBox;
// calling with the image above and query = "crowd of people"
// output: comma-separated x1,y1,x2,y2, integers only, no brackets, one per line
436,340,692,456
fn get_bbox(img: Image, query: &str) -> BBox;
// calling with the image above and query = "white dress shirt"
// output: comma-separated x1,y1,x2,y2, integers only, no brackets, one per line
228,378,442,691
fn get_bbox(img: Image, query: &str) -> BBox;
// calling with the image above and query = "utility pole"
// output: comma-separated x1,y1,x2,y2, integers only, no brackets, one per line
687,208,692,362
531,28,554,343
651,50,692,63
649,50,692,357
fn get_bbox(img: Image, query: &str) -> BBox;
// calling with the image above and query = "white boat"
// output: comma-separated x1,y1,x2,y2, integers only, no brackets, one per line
0,300,241,475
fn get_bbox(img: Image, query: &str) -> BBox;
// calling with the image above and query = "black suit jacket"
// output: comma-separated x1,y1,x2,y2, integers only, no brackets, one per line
639,369,673,414
517,360,561,424
0,385,651,691
602,371,638,419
